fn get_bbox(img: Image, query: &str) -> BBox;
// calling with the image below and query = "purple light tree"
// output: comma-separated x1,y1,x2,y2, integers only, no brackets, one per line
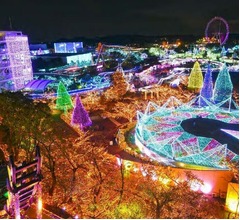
199,64,213,106
71,95,92,130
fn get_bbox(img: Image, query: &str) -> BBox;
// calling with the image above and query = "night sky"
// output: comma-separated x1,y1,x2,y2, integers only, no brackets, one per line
0,0,239,42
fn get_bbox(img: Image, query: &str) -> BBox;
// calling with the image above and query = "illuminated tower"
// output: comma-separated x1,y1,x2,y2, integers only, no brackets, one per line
0,31,33,91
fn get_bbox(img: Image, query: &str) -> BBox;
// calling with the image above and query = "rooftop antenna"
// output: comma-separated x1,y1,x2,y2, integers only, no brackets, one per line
9,16,13,30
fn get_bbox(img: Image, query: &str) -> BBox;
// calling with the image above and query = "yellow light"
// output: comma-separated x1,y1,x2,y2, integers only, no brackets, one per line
159,176,170,185
38,198,43,211
226,183,239,214
227,199,239,213
178,162,185,167
124,161,133,170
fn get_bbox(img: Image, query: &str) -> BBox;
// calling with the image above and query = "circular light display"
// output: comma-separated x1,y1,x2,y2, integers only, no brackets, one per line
135,96,239,170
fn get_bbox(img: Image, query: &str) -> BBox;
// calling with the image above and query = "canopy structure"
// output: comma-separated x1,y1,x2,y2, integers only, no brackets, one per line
24,79,54,91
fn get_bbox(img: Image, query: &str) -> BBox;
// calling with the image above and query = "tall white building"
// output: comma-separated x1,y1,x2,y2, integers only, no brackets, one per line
0,31,33,91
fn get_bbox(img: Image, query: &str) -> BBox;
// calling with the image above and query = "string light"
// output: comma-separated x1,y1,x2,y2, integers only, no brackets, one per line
1,32,33,90
135,96,238,169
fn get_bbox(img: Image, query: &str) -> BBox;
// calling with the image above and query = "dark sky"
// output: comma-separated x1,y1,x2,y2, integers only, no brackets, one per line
0,0,239,42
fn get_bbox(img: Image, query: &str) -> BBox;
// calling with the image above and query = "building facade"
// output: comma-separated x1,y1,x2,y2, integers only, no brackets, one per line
0,31,33,91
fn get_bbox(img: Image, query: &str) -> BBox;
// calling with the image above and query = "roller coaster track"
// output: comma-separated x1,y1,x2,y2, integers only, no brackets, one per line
96,44,135,67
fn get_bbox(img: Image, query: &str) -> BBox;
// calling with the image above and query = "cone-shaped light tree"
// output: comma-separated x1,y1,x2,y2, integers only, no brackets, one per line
221,46,227,57
71,94,92,130
213,64,233,104
103,69,128,102
199,64,214,106
188,61,203,92
56,81,73,112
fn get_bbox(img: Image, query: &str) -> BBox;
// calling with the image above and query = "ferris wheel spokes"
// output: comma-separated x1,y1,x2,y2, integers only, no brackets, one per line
205,16,229,45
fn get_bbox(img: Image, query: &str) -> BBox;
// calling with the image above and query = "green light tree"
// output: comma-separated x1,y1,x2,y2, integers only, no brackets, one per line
56,81,73,113
188,61,203,92
213,64,233,104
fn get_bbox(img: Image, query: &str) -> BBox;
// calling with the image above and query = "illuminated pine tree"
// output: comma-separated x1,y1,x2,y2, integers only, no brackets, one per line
71,94,92,130
56,81,73,112
102,70,128,102
221,46,226,57
213,64,233,104
188,61,203,92
199,64,213,106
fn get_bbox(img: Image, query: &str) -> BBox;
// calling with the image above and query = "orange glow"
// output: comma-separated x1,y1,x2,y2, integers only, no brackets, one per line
226,183,239,213
38,198,43,211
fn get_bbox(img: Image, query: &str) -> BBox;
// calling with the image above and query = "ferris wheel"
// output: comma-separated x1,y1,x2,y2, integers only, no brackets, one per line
205,17,229,45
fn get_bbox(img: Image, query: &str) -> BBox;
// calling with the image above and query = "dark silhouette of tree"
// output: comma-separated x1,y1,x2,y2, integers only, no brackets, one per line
0,91,54,161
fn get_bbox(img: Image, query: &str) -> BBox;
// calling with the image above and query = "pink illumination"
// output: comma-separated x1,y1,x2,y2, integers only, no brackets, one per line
115,154,122,166
200,182,212,194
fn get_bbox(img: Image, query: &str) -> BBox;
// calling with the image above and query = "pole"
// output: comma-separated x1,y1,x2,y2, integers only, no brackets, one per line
9,16,13,30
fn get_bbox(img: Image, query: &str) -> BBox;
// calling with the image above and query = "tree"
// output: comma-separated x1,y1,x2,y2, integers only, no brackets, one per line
107,202,146,219
213,64,233,104
102,100,140,123
199,64,214,106
54,143,120,219
102,70,128,102
188,61,203,92
71,95,92,130
221,46,227,57
124,164,223,219
0,91,54,161
56,81,73,113
39,135,59,196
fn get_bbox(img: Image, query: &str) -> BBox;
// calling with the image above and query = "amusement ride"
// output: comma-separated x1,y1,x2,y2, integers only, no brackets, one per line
205,16,229,45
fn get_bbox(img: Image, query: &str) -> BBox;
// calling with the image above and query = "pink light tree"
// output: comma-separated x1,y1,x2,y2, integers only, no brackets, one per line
71,94,92,130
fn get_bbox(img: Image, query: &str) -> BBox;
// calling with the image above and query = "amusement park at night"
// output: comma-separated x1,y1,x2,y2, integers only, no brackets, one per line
0,1,239,218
